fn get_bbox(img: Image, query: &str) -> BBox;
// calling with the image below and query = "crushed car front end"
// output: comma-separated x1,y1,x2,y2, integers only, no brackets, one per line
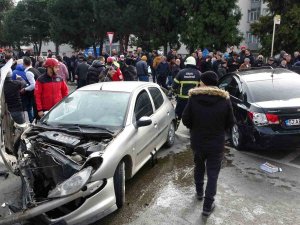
0,124,119,225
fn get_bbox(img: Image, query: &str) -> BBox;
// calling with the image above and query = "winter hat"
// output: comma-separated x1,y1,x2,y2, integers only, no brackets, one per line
107,57,114,63
200,71,219,86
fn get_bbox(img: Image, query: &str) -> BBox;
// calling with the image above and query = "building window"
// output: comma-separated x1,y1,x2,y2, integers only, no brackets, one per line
262,8,269,16
248,8,261,22
246,32,259,44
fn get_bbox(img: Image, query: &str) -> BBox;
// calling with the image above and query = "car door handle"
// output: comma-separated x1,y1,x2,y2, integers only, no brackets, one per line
154,123,158,128
167,111,170,116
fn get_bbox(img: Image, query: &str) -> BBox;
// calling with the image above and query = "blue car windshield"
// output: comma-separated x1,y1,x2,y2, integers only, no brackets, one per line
42,90,130,128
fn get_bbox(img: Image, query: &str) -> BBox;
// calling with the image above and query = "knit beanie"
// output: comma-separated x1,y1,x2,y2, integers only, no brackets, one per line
200,71,219,86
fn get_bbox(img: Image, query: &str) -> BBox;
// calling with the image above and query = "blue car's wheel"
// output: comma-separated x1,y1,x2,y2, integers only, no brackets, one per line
231,124,245,150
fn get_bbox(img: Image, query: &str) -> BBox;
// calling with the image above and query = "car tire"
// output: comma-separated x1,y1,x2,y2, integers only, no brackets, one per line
114,161,125,209
165,121,175,148
231,123,244,150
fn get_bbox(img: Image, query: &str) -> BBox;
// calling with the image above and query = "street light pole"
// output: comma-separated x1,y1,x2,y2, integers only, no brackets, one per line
271,15,281,57
270,19,276,57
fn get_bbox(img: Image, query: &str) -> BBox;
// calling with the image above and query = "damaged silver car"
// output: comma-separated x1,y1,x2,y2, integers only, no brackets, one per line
0,59,176,225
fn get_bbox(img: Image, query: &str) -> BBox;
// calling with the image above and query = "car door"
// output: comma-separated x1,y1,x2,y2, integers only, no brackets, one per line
0,59,16,173
133,89,156,170
148,86,170,149
219,75,249,130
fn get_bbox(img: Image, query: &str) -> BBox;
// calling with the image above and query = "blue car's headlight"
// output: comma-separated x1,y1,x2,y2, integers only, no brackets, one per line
48,166,93,198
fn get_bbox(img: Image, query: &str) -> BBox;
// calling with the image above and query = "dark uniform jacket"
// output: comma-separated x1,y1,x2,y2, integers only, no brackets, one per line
182,86,235,153
172,65,201,99
86,64,105,85
4,78,24,112
76,62,89,81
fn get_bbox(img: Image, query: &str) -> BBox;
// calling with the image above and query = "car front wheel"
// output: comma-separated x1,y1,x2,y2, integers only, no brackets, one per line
114,161,125,208
165,121,175,148
231,123,244,150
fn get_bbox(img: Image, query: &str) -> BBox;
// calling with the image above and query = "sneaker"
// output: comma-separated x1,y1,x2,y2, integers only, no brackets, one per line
202,203,215,217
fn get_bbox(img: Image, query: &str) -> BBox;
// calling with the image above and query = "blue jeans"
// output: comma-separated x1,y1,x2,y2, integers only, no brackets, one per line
138,75,149,82
167,75,173,87
21,94,34,123
10,111,25,124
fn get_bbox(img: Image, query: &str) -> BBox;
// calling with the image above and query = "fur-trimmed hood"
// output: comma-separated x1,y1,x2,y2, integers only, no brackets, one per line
189,86,229,99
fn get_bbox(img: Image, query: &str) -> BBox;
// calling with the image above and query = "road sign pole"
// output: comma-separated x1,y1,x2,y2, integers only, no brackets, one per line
107,32,114,56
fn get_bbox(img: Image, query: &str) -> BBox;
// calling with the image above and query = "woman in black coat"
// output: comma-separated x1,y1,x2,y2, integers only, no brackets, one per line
182,71,235,216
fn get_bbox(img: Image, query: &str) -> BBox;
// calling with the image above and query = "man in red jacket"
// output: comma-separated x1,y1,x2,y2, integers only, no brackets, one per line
34,58,69,118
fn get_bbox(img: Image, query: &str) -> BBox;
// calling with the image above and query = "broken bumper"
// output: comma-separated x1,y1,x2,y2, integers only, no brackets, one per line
0,178,117,225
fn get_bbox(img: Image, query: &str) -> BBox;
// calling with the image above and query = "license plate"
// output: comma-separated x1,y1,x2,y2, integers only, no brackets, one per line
285,119,300,126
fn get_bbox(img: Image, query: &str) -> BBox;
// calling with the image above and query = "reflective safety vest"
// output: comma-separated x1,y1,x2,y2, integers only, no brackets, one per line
172,67,201,99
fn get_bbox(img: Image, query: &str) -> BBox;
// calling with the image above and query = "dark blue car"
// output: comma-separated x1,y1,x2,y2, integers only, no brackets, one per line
219,68,300,150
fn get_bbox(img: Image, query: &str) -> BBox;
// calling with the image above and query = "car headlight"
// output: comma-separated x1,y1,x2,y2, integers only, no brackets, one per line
48,166,93,198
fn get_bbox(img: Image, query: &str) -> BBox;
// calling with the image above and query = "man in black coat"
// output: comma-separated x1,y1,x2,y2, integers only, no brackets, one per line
4,71,26,124
75,58,89,88
182,71,235,217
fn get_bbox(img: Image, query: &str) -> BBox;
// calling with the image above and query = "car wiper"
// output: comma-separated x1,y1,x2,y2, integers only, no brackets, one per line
40,120,48,126
58,124,115,134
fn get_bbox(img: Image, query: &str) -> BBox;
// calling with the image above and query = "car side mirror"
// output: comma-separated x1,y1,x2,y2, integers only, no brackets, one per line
136,116,152,128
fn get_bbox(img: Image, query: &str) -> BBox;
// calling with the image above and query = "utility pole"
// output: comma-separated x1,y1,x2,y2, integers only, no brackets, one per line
271,15,281,57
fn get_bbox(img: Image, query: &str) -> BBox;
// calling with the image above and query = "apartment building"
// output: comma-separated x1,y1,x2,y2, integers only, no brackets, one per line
238,0,269,51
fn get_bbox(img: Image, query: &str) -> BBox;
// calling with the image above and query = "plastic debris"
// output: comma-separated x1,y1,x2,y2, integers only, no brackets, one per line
260,162,282,173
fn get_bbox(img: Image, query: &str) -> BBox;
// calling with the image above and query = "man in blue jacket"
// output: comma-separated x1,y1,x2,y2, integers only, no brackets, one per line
136,55,149,81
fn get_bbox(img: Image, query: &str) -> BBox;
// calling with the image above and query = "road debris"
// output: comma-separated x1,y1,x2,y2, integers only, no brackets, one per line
260,162,282,173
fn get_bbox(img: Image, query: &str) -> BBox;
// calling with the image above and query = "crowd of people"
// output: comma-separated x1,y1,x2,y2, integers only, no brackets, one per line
1,50,68,124
1,46,300,126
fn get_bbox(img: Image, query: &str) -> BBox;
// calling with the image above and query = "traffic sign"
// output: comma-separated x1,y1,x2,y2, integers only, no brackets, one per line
107,32,114,46
274,15,281,25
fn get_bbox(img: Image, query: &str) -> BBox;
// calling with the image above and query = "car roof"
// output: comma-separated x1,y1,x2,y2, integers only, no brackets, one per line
78,81,159,93
234,68,300,83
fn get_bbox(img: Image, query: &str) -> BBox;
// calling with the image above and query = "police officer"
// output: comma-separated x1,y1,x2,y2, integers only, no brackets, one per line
182,71,235,217
172,56,201,129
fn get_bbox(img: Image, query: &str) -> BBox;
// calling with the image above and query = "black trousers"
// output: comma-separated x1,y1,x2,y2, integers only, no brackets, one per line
151,69,157,83
193,149,223,207
77,79,87,89
175,98,188,120
157,75,168,89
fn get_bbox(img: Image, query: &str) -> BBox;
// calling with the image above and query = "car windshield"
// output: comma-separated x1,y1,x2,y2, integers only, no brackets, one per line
42,90,130,128
246,77,300,102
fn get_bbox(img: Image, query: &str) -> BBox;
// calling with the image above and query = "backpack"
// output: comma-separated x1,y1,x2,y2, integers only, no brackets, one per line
27,67,42,80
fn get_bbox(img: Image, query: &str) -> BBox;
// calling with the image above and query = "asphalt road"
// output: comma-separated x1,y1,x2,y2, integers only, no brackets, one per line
93,122,300,225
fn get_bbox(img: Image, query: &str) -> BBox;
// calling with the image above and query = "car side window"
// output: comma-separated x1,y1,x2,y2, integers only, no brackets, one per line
148,87,164,110
134,90,154,121
219,76,242,100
